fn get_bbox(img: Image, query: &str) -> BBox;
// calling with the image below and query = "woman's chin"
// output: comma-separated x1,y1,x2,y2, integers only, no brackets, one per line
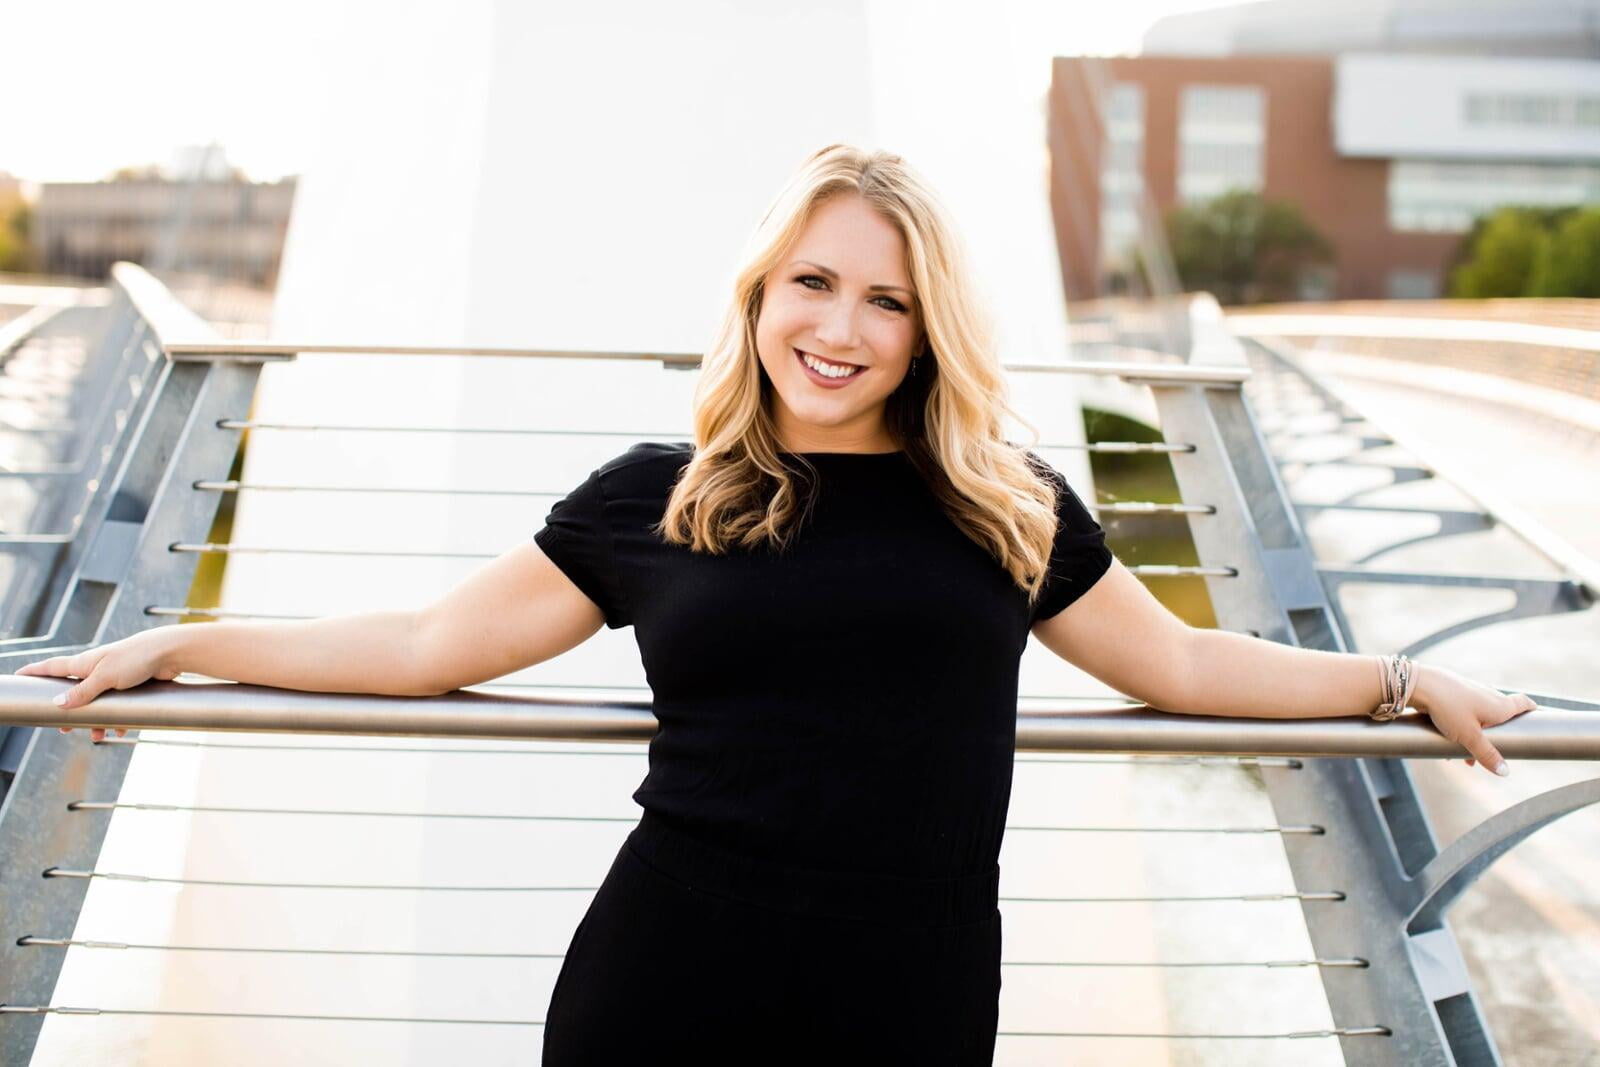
776,397,875,430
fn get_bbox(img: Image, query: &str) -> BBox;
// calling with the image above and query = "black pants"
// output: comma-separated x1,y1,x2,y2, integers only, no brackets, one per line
541,811,1003,1065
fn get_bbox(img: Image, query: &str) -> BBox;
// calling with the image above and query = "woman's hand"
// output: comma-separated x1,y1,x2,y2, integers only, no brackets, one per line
15,629,182,742
1412,663,1537,777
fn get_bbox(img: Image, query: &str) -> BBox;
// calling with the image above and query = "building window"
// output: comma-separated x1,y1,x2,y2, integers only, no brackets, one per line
1387,269,1440,300
1099,82,1145,273
1388,159,1600,233
1178,85,1265,203
1463,93,1600,130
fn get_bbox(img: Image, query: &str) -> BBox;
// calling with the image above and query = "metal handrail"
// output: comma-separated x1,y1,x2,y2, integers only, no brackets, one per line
3,677,1596,759
109,263,216,348
158,339,1250,384
1228,313,1600,353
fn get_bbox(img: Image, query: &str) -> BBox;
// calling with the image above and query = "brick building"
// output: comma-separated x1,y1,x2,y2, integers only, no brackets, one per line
33,175,297,287
1050,5,1600,301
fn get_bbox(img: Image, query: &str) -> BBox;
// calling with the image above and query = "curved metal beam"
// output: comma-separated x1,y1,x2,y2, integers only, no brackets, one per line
1406,777,1600,934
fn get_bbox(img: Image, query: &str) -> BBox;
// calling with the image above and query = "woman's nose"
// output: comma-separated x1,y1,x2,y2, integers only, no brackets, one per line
813,299,861,352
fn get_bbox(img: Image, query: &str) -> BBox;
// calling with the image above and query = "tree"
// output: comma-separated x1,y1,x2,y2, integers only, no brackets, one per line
1442,205,1573,287
1528,206,1600,297
1447,208,1551,298
0,198,35,274
1164,190,1332,306
108,163,165,182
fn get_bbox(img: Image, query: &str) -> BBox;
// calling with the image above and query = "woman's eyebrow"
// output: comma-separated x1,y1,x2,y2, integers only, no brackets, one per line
791,260,914,299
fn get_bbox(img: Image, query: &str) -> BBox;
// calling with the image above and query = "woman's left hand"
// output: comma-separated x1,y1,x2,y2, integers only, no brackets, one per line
1412,664,1537,777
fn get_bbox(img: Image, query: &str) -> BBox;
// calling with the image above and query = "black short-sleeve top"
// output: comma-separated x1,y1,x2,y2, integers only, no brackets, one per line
534,442,1113,879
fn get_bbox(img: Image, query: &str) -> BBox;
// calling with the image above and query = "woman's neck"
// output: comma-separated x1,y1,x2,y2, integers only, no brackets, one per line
772,416,897,455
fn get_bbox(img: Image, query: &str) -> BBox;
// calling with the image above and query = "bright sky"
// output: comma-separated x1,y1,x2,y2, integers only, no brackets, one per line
3,0,1229,185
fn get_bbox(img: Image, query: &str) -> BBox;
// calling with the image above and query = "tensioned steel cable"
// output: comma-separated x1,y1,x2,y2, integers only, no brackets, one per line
100,737,1300,767
42,869,599,892
102,738,655,756
1008,823,1321,834
190,481,1205,498
217,421,690,436
0,1007,1390,1038
66,800,1323,834
1001,890,1344,902
0,1005,541,1026
41,870,1344,901
211,419,1190,455
65,802,638,824
164,545,1241,578
15,937,1367,969
994,1027,1389,1040
169,544,498,558
1016,754,1300,767
86,668,1246,711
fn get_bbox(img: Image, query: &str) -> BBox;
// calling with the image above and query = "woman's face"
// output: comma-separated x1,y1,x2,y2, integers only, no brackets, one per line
754,193,922,452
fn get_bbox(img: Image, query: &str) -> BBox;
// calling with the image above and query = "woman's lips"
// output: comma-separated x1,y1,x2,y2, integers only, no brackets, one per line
794,347,866,388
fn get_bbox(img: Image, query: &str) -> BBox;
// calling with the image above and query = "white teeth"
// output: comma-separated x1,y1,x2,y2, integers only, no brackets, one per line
801,352,860,379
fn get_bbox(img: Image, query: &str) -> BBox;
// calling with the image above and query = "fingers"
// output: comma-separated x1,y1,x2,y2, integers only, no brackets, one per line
24,649,129,744
1461,692,1534,775
1459,728,1509,777
55,679,94,711
56,727,127,742
17,650,99,680
18,656,73,678
1504,692,1538,721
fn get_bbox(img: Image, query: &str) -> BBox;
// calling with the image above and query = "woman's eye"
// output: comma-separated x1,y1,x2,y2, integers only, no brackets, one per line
795,275,907,313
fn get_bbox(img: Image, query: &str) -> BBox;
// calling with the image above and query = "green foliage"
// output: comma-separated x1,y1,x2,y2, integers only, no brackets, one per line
0,200,34,273
1447,204,1600,299
1448,208,1550,298
1164,190,1332,306
1529,206,1600,297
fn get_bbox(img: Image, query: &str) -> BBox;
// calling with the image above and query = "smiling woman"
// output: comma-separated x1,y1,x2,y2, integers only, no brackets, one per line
530,143,1101,1063
659,144,1065,601
31,141,1536,1067
756,197,922,429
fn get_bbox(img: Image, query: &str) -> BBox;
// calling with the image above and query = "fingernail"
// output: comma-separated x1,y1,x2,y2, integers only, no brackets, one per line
1494,762,1511,777
52,693,66,707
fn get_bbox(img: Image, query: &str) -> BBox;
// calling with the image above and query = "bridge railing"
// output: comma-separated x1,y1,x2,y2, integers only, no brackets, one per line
1080,291,1600,1064
0,266,1597,1065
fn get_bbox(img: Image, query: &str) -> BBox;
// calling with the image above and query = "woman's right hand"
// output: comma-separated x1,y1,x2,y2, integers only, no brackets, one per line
15,629,182,742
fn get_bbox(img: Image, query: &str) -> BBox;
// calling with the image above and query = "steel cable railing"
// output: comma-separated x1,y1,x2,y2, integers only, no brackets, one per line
3,273,1598,1063
6,680,1593,1051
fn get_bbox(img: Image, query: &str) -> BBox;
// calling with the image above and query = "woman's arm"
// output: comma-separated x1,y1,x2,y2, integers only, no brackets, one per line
1031,559,1535,775
21,542,606,715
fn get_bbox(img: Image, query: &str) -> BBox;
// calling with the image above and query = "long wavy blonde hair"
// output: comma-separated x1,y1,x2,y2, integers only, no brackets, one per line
657,143,1060,605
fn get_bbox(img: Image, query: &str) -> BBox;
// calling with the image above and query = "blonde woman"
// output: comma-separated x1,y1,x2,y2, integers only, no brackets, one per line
30,144,1533,1063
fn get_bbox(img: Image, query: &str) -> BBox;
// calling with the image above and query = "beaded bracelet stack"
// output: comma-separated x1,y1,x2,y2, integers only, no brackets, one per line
1370,653,1417,722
